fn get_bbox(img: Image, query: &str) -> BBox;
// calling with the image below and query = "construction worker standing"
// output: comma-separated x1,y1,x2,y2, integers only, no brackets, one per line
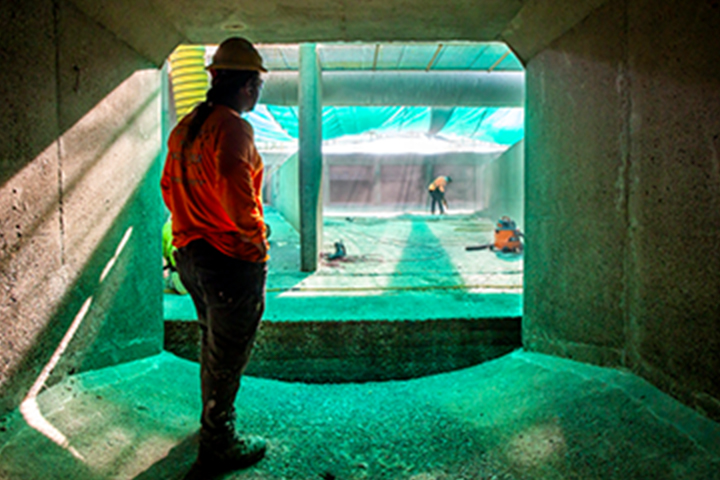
160,37,268,474
428,175,452,214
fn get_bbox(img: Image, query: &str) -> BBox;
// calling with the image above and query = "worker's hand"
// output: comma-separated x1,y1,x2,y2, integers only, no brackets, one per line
238,233,269,258
253,239,269,258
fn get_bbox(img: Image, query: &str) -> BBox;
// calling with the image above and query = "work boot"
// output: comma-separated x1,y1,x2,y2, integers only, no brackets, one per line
198,428,267,472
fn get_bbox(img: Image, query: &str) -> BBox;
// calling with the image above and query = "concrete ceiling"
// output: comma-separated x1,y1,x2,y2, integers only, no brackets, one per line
152,0,525,45
68,0,611,67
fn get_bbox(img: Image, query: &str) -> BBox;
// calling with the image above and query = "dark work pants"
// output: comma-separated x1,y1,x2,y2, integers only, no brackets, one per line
174,239,267,439
430,189,445,214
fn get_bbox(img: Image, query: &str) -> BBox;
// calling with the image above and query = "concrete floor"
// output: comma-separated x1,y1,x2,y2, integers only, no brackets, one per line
165,208,523,322
1,350,719,479
163,209,523,384
4,211,718,478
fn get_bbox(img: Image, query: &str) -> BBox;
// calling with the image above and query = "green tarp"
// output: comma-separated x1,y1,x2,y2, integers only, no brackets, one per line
247,105,524,146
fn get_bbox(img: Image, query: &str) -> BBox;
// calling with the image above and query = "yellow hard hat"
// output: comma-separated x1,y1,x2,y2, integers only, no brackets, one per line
207,37,267,72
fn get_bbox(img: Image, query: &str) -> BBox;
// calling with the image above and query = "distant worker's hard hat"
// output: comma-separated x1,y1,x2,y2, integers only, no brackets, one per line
207,37,267,72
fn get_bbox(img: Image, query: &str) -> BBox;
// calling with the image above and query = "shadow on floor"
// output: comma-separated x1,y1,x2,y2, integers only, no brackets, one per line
3,351,720,480
133,432,198,480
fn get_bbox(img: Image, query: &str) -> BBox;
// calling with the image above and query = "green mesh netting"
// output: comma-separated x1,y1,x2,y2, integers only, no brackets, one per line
247,105,523,146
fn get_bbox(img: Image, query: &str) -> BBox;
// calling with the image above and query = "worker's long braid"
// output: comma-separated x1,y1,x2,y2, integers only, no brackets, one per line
182,70,259,153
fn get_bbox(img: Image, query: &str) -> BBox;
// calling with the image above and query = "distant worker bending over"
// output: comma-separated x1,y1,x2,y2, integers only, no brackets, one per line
428,175,452,215
160,37,269,474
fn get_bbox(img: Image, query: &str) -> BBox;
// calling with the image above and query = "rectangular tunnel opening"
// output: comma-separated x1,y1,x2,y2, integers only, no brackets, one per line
163,41,526,381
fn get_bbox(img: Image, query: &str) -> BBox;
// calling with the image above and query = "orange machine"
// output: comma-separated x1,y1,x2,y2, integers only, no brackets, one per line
493,216,523,252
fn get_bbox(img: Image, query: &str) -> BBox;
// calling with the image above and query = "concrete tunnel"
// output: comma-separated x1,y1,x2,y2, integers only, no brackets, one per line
1,0,720,478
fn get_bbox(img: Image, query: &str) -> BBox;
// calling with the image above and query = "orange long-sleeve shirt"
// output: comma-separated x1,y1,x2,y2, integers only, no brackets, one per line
161,104,267,262
428,176,448,192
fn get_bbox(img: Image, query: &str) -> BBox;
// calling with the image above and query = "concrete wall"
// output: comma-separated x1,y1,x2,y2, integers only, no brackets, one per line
523,0,720,420
311,152,501,213
270,152,301,232
165,317,522,383
0,0,165,413
481,140,524,228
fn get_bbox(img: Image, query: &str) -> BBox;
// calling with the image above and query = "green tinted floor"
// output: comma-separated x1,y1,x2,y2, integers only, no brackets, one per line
165,208,523,322
1,351,719,479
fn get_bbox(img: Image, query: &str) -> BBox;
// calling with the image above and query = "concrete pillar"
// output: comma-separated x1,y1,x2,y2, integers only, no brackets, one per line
298,43,323,272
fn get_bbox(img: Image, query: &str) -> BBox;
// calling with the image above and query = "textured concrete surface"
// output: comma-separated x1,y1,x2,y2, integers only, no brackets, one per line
166,317,521,383
62,0,620,68
523,0,720,422
624,0,720,422
524,0,628,366
1,351,719,479
68,0,184,66
0,0,64,414
0,0,165,414
500,0,609,62
298,44,324,272
153,0,525,45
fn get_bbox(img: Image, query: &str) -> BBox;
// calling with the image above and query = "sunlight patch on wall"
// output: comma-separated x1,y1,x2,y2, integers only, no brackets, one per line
2,67,160,414
59,72,160,276
99,227,133,283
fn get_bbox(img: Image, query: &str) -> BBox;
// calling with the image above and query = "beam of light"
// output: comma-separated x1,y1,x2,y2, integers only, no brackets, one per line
20,222,136,459
99,226,133,283
2,69,159,413
19,296,93,462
